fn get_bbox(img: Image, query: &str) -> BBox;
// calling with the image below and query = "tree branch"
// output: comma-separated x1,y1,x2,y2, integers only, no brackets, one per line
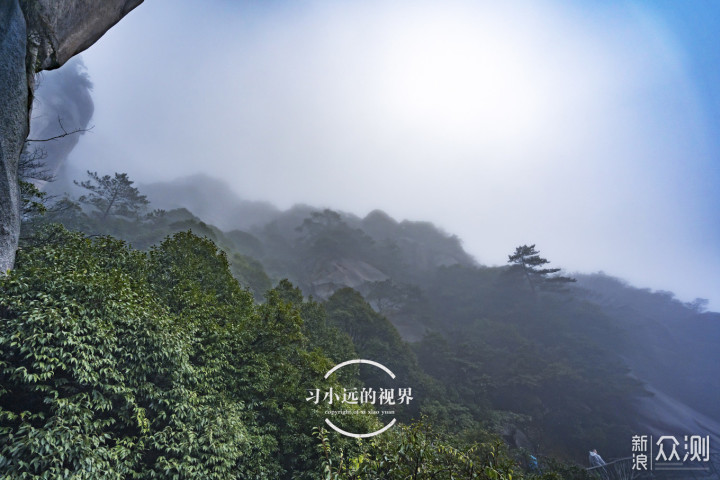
26,116,94,143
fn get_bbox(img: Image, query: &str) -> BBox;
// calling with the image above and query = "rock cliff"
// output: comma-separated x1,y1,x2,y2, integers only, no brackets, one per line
0,1,29,274
0,0,142,272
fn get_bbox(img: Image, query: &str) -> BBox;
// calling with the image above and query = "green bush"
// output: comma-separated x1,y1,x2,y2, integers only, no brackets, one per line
0,227,267,478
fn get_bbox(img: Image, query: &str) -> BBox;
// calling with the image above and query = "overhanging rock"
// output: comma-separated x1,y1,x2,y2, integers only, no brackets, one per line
0,0,143,273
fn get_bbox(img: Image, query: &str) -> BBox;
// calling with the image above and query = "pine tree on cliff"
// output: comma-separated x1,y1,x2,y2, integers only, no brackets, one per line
508,244,576,294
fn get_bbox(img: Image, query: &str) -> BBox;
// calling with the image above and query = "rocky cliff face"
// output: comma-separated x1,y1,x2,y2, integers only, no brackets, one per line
0,0,142,273
20,0,144,72
0,1,28,274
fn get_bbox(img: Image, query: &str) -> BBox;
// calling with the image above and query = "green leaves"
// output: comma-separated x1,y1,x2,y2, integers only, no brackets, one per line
316,420,519,480
0,228,267,478
2,226,385,478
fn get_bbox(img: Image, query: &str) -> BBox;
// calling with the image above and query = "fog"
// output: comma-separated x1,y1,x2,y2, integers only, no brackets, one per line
29,57,94,193
42,0,720,310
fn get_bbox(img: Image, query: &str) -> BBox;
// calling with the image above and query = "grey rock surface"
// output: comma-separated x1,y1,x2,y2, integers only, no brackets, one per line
0,0,143,273
0,0,28,274
21,0,143,72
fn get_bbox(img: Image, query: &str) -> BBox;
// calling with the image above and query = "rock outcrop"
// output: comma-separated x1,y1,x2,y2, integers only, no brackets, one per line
0,0,142,272
0,1,29,274
21,0,144,73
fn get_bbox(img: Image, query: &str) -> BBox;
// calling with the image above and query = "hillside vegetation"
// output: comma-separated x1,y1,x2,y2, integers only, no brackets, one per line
4,173,718,478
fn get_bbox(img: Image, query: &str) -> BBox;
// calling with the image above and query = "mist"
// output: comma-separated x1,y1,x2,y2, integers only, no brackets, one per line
28,57,94,194
39,0,720,310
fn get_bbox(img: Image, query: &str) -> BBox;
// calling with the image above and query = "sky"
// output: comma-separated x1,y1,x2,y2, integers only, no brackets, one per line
52,0,719,310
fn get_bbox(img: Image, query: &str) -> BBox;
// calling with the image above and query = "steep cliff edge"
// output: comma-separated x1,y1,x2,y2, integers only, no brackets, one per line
0,0,142,273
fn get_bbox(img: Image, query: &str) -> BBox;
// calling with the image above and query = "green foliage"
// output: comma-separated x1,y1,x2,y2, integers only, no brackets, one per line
316,420,520,480
273,280,358,369
0,226,264,478
3,227,379,479
32,180,277,301
75,171,149,220
147,231,253,312
19,179,49,219
145,233,377,478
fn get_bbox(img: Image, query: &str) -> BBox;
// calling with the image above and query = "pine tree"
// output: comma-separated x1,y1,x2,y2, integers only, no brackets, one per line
507,244,575,293
75,171,148,220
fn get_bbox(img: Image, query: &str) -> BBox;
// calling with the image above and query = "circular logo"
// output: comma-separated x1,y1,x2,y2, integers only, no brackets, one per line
323,359,398,438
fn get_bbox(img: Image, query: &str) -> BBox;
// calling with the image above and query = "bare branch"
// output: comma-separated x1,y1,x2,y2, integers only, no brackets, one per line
26,116,94,143
18,146,54,183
